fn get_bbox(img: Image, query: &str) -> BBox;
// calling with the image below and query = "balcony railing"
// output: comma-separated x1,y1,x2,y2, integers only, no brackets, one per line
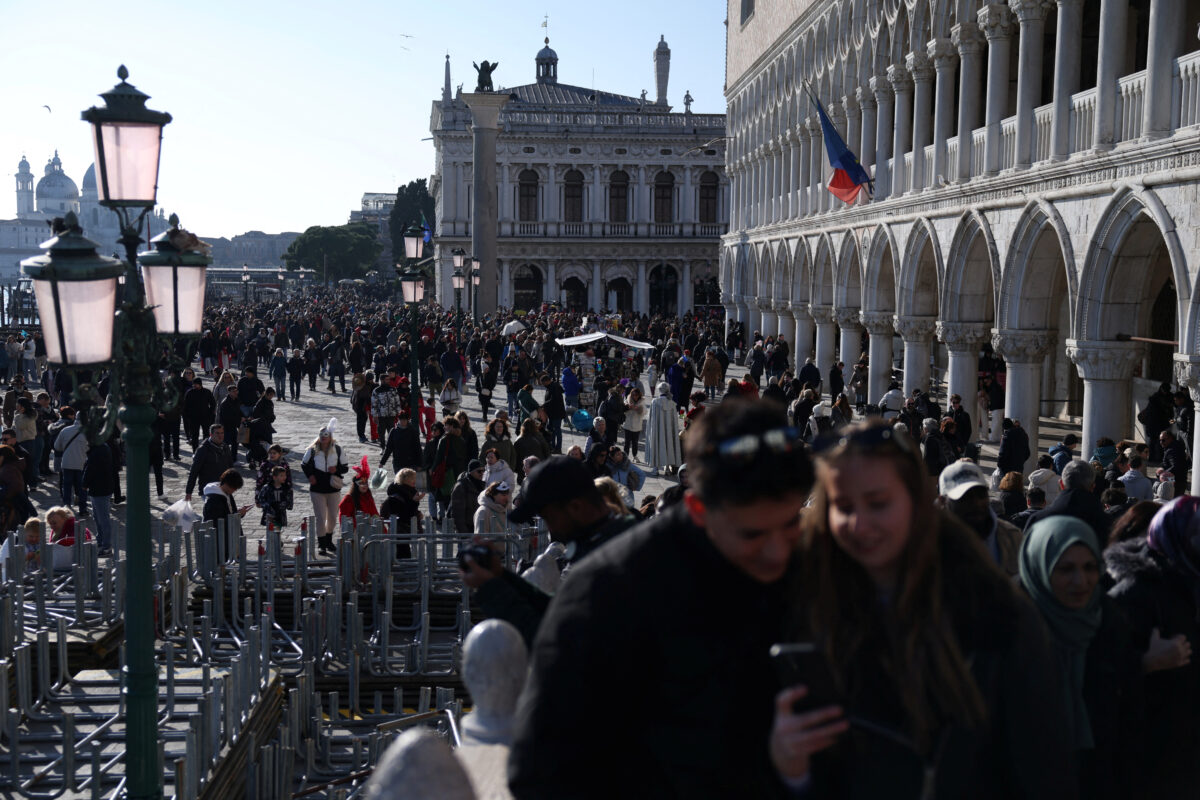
972,127,986,177
490,221,727,238
653,223,676,236
1000,115,1017,171
1069,87,1098,154
1033,102,1054,163
1176,50,1200,128
1117,69,1147,142
946,136,959,180
606,223,630,236
562,223,588,236
517,222,542,236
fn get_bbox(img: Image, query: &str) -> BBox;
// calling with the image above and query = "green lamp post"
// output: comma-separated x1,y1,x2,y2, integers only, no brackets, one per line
450,247,466,348
398,222,426,414
24,67,208,800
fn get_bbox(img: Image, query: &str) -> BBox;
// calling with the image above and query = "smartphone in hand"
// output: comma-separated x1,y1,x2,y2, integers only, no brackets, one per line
770,642,842,714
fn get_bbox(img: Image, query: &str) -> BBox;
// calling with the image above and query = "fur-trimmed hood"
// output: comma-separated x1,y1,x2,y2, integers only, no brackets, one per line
1105,537,1165,584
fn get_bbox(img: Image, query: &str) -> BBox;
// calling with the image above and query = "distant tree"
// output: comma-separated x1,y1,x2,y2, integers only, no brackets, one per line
282,222,382,284
389,179,436,262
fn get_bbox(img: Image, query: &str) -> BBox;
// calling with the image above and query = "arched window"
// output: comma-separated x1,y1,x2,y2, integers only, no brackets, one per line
648,264,678,315
518,170,539,222
654,172,675,224
698,171,720,224
609,170,629,223
513,264,544,311
563,169,584,223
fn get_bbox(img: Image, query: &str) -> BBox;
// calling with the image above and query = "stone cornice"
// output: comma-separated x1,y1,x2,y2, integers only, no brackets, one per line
937,321,993,350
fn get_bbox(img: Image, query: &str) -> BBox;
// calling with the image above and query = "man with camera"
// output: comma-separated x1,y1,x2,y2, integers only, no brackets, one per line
508,399,815,799
458,455,638,647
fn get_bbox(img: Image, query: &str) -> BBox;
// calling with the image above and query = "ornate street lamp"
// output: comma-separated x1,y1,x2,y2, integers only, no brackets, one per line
397,222,426,414
242,266,251,304
451,261,466,347
471,257,481,323
23,68,209,800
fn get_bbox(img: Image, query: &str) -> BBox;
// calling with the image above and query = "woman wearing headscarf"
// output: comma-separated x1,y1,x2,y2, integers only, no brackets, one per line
1020,517,1145,799
1106,496,1200,794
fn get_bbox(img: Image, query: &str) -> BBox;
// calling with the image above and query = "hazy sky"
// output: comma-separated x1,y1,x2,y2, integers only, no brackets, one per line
1,1,728,239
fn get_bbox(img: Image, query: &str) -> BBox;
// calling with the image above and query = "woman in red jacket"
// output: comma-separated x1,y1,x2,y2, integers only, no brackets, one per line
337,456,379,535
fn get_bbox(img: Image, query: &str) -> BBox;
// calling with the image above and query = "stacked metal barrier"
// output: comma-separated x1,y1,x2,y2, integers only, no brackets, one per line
0,511,553,798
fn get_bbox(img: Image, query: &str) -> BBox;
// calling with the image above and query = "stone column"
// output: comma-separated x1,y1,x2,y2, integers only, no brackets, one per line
545,163,558,234
811,306,837,383
788,131,802,219
636,260,649,315
993,329,1055,472
763,146,775,224
953,23,987,182
637,166,650,228
857,86,878,174
872,77,895,199
1051,0,1084,160
895,316,937,395
590,260,602,311
1011,0,1051,169
938,322,992,414
679,262,692,314
736,297,751,334
843,93,863,176
835,309,864,380
761,301,779,339
543,261,557,304
1174,354,1200,495
979,5,1016,174
497,259,510,308
792,304,815,364
463,92,511,312
929,38,958,185
1093,0,1130,150
1143,0,1186,139
889,64,915,196
908,53,935,193
776,138,788,223
776,304,796,362
798,125,813,216
1067,339,1145,461
591,165,603,222
808,117,824,214
861,311,896,404
682,166,693,224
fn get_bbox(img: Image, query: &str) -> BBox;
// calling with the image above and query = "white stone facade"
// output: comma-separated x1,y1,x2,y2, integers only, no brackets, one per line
722,0,1200,483
430,39,729,316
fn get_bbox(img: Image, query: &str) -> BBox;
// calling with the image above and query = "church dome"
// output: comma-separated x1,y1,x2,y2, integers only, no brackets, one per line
536,37,558,85
18,155,30,173
537,41,557,61
82,163,97,193
35,151,79,212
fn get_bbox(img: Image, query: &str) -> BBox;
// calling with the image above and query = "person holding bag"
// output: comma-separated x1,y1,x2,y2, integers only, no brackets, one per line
301,421,347,556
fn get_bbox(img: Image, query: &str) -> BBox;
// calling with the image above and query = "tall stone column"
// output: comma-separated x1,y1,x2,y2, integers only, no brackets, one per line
463,92,511,312
1011,0,1051,169
937,322,992,412
954,23,986,182
679,262,692,314
857,86,877,174
872,77,895,200
889,65,915,196
895,316,937,395
543,261,557,304
1051,0,1084,160
498,259,511,308
787,131,801,219
843,93,863,176
590,260,602,311
861,312,896,404
834,308,864,379
1093,0,1130,150
811,306,837,385
763,145,776,224
776,138,788,223
776,304,796,362
909,53,935,192
792,304,815,364
591,165,602,222
1067,339,1145,461
1174,355,1200,495
929,38,958,184
979,5,1016,174
1143,0,1186,139
636,260,649,315
808,117,824,214
748,299,763,340
993,329,1055,472
546,163,558,234
798,125,813,216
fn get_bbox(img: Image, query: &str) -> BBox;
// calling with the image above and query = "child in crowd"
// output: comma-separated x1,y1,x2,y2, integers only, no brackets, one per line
256,465,294,529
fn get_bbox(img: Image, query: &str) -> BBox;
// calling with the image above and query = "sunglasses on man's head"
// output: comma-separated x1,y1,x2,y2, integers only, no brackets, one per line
708,426,801,461
812,425,914,456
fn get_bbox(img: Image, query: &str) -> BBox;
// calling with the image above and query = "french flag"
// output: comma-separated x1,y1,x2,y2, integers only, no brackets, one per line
807,87,872,204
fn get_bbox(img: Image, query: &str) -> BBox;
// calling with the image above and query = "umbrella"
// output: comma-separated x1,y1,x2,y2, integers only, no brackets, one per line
502,320,526,336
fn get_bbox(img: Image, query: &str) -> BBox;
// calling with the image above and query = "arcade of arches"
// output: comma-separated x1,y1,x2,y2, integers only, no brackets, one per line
721,189,1200,492
495,258,719,316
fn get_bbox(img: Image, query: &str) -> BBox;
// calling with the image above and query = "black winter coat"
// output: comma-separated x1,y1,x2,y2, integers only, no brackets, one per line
1023,487,1111,541
997,426,1031,473
1106,539,1200,795
380,424,423,472
82,441,115,497
508,506,794,799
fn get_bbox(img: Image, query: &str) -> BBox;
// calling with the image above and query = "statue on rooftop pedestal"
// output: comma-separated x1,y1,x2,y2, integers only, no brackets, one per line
473,61,499,92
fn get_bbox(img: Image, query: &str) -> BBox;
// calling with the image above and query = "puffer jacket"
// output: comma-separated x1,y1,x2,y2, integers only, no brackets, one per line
473,491,509,534
483,458,517,492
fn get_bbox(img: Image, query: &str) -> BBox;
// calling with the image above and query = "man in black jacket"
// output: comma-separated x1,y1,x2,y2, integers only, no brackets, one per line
182,378,217,453
1160,430,1190,497
508,400,815,800
1023,459,1112,540
217,388,245,463
186,424,233,502
379,414,422,473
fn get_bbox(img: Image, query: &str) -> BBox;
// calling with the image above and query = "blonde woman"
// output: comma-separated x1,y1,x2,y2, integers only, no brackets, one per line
594,476,633,516
300,426,348,556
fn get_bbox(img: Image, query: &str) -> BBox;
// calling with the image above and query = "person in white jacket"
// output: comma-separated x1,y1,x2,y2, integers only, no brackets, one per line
644,382,681,475
473,481,511,534
1026,453,1062,505
53,416,89,513
481,447,517,491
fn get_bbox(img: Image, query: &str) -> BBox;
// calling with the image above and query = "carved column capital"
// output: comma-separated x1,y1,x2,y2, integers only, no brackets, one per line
1066,339,1145,381
906,52,935,84
927,37,958,70
937,321,993,351
842,94,861,114
1174,354,1200,403
809,306,835,325
1008,0,1053,24
952,22,987,56
805,116,822,135
977,4,1016,39
992,329,1055,363
775,302,794,317
887,64,914,94
790,302,812,320
893,315,937,342
870,75,894,103
833,308,863,329
859,311,895,335
856,85,877,110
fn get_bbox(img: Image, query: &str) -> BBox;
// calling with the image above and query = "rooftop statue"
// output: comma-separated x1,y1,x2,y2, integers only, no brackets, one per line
473,61,499,92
